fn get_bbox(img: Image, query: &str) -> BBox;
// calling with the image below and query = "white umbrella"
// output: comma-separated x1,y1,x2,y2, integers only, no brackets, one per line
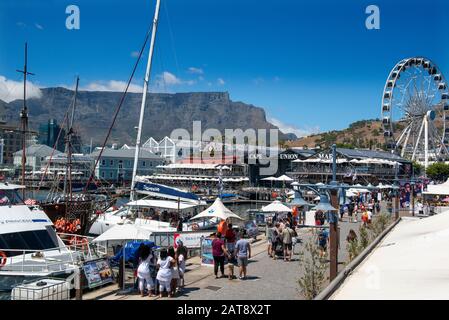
92,224,153,243
261,176,277,181
190,197,243,220
262,200,292,212
276,175,294,182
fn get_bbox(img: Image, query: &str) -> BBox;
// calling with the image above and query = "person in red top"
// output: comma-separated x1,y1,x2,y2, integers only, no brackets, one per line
212,232,230,279
224,223,236,254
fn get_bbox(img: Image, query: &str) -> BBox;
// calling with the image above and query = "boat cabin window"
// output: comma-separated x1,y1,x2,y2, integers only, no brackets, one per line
0,229,59,257
0,189,24,206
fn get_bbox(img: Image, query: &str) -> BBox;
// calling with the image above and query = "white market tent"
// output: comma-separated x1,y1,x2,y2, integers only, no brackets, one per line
125,199,201,210
276,175,294,182
423,178,449,195
331,211,449,300
261,200,292,213
190,197,243,221
261,176,278,181
92,224,153,243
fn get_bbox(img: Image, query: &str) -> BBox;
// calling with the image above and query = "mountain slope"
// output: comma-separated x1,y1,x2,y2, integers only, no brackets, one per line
287,119,387,150
1,88,294,145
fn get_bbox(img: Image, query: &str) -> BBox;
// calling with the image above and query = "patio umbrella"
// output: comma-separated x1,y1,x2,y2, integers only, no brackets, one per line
262,200,292,212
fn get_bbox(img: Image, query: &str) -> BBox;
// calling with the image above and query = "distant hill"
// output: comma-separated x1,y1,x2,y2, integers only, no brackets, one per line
287,119,388,150
0,88,296,145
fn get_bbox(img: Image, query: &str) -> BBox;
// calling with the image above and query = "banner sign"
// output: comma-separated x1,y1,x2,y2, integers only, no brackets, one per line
200,238,214,267
135,182,199,203
82,258,114,289
174,232,213,249
244,220,259,238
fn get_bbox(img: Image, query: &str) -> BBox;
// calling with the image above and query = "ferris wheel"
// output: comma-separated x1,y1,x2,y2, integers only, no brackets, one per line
381,57,449,168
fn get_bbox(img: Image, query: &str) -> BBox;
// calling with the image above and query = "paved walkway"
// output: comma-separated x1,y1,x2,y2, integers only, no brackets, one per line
84,217,361,300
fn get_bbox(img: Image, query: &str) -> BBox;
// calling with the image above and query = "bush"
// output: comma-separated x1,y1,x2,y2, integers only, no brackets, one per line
298,238,327,300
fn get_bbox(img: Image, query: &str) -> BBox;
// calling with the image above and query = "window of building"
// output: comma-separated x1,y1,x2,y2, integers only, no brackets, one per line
109,172,113,178
101,172,105,178
142,161,146,167
110,159,114,166
102,159,106,166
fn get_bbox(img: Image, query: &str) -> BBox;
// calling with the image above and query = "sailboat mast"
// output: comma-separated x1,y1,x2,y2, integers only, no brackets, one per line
130,0,161,201
16,42,34,199
64,77,79,203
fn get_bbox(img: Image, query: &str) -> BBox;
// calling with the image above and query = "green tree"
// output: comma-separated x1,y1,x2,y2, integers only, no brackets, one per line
426,162,449,181
412,161,423,176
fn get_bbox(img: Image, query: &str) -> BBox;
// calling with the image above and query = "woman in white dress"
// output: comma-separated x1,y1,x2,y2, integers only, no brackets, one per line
156,248,175,298
168,246,179,297
137,246,156,297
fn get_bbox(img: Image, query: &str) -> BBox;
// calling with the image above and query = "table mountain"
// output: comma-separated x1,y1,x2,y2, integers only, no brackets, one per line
1,87,295,145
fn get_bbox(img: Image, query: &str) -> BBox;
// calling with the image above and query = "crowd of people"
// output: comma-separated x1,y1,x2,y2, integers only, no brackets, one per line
267,218,297,262
135,238,188,298
211,220,252,280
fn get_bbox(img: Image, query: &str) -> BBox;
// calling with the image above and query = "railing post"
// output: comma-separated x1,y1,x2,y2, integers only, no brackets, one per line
75,267,83,300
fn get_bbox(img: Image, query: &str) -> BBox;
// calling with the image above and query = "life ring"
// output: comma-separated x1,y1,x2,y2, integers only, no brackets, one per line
191,223,199,231
0,251,7,268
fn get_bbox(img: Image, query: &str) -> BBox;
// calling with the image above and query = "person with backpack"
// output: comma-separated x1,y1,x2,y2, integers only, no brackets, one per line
271,223,282,260
281,223,295,261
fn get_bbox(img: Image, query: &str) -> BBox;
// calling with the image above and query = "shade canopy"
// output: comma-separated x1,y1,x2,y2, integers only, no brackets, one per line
190,197,243,220
126,199,201,210
423,178,449,195
261,176,277,181
262,200,292,213
276,175,294,182
92,224,153,243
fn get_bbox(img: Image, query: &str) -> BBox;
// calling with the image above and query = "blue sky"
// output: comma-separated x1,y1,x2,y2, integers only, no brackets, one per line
1,0,448,137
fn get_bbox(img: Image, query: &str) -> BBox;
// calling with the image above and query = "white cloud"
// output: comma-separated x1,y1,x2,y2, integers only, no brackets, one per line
268,117,320,138
161,71,182,85
217,78,225,86
188,67,204,75
81,80,143,93
153,71,196,92
0,75,42,102
35,23,44,30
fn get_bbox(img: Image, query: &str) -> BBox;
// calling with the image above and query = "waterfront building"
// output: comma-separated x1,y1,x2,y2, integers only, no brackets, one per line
13,144,62,172
287,147,412,184
90,146,164,184
40,153,94,179
0,124,26,165
143,155,249,194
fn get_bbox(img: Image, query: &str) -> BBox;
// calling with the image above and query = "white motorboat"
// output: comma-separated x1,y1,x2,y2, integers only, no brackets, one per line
0,182,106,299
